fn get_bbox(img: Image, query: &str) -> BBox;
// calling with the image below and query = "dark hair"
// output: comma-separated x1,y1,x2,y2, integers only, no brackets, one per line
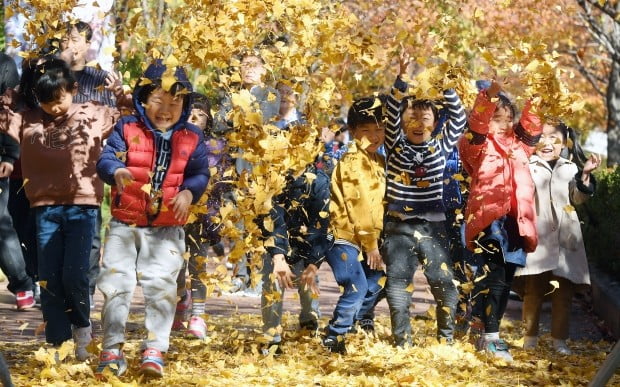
401,97,439,123
554,121,588,169
495,94,516,121
69,21,93,42
347,96,384,130
137,80,191,111
0,53,19,95
191,92,213,132
32,58,77,104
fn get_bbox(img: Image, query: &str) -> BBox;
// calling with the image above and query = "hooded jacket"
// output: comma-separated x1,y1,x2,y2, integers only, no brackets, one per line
97,61,210,226
459,90,542,253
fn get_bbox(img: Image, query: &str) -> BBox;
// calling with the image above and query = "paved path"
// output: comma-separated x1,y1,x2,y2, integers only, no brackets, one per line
0,263,609,345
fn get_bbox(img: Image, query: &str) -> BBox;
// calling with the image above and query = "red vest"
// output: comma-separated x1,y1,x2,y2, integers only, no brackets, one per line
111,122,200,226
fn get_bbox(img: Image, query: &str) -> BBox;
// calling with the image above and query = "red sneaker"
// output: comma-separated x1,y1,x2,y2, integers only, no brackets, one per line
139,348,164,378
16,290,35,310
172,290,191,331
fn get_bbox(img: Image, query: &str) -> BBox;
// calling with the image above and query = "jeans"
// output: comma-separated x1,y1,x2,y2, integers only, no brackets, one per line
261,254,320,343
382,219,458,346
0,178,33,294
36,205,96,345
325,243,383,336
177,222,208,303
356,252,386,322
8,178,38,281
87,209,102,295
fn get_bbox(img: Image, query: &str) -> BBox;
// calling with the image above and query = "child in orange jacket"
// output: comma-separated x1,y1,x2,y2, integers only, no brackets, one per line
459,80,542,362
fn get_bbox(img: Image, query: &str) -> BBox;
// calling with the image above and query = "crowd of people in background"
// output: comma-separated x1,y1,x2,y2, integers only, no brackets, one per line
0,18,601,379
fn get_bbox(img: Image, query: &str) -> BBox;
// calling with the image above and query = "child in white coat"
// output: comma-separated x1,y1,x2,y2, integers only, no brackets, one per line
515,121,600,355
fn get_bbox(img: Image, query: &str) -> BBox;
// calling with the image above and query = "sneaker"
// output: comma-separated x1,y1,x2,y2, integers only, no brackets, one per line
260,341,283,356
72,324,93,361
358,319,375,332
523,335,538,350
229,277,247,293
479,338,513,362
140,348,165,378
95,349,127,377
322,336,346,354
172,290,191,331
16,290,35,310
553,339,572,355
187,316,207,340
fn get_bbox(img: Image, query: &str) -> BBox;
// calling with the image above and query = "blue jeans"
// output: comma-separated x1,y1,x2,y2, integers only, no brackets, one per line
326,243,383,336
0,178,32,294
382,219,457,346
36,205,96,345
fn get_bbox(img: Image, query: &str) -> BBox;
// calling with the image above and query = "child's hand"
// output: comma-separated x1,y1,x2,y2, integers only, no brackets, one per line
105,71,124,98
113,168,134,192
581,153,602,185
300,264,320,295
273,253,296,290
170,189,193,221
0,162,13,178
487,80,502,99
366,248,384,271
399,50,411,77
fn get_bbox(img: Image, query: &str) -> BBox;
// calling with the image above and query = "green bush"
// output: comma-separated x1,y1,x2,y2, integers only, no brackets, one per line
579,166,620,280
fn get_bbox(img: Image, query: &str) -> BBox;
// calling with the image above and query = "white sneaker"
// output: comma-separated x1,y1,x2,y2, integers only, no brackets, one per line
523,336,538,350
72,324,93,361
187,316,207,340
553,339,572,355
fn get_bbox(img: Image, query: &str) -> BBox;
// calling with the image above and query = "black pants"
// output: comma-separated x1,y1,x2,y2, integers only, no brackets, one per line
7,178,38,283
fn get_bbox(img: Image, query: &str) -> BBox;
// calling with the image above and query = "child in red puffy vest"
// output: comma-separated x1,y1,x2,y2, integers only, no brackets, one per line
95,61,209,378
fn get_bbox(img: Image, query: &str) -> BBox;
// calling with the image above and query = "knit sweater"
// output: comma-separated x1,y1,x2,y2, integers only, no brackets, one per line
385,77,467,216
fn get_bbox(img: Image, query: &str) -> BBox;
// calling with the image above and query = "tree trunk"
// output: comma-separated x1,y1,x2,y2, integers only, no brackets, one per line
607,59,620,166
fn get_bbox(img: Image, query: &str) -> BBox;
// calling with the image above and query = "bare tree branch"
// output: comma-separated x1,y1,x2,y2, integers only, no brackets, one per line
571,52,608,96
584,0,620,23
576,3,620,62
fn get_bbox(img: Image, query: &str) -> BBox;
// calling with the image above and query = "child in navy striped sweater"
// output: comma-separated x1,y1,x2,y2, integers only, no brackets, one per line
382,53,467,346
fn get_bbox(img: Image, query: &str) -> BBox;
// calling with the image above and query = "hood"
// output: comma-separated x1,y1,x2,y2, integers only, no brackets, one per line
133,60,193,134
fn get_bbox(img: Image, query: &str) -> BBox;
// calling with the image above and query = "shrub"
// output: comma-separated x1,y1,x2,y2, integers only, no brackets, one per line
579,166,620,280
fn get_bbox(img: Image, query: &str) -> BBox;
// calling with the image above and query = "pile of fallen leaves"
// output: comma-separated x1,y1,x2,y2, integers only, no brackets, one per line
3,309,618,386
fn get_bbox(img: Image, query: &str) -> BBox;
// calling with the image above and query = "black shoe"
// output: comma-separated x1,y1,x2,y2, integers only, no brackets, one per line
322,336,346,354
358,319,375,332
260,342,283,356
300,320,319,332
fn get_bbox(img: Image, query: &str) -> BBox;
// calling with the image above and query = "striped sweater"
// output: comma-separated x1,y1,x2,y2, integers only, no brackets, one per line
385,77,466,216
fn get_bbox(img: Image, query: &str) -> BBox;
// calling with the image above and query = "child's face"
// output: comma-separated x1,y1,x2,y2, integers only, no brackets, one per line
240,55,266,88
39,88,74,117
144,89,184,131
489,107,514,137
189,108,209,130
277,86,297,116
536,124,565,161
352,123,385,153
61,27,90,66
402,107,435,144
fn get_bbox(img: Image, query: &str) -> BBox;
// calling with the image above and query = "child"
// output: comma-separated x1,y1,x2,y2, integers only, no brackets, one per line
260,160,328,354
516,122,600,355
322,96,386,354
0,58,119,359
214,51,280,293
382,54,466,347
0,53,35,310
174,92,232,339
95,61,209,377
459,80,542,361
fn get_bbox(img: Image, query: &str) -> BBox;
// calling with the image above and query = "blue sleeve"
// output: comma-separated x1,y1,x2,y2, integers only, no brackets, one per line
266,204,290,257
305,170,332,267
180,132,210,203
96,119,128,185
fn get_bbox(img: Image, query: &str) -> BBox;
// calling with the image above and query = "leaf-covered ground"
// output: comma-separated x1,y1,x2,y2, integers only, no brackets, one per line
3,310,618,387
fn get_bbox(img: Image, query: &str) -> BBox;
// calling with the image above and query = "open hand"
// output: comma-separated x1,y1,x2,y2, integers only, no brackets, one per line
366,248,384,271
300,264,320,295
399,50,411,77
113,168,134,192
105,71,124,98
170,189,193,221
487,80,502,99
273,253,296,290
